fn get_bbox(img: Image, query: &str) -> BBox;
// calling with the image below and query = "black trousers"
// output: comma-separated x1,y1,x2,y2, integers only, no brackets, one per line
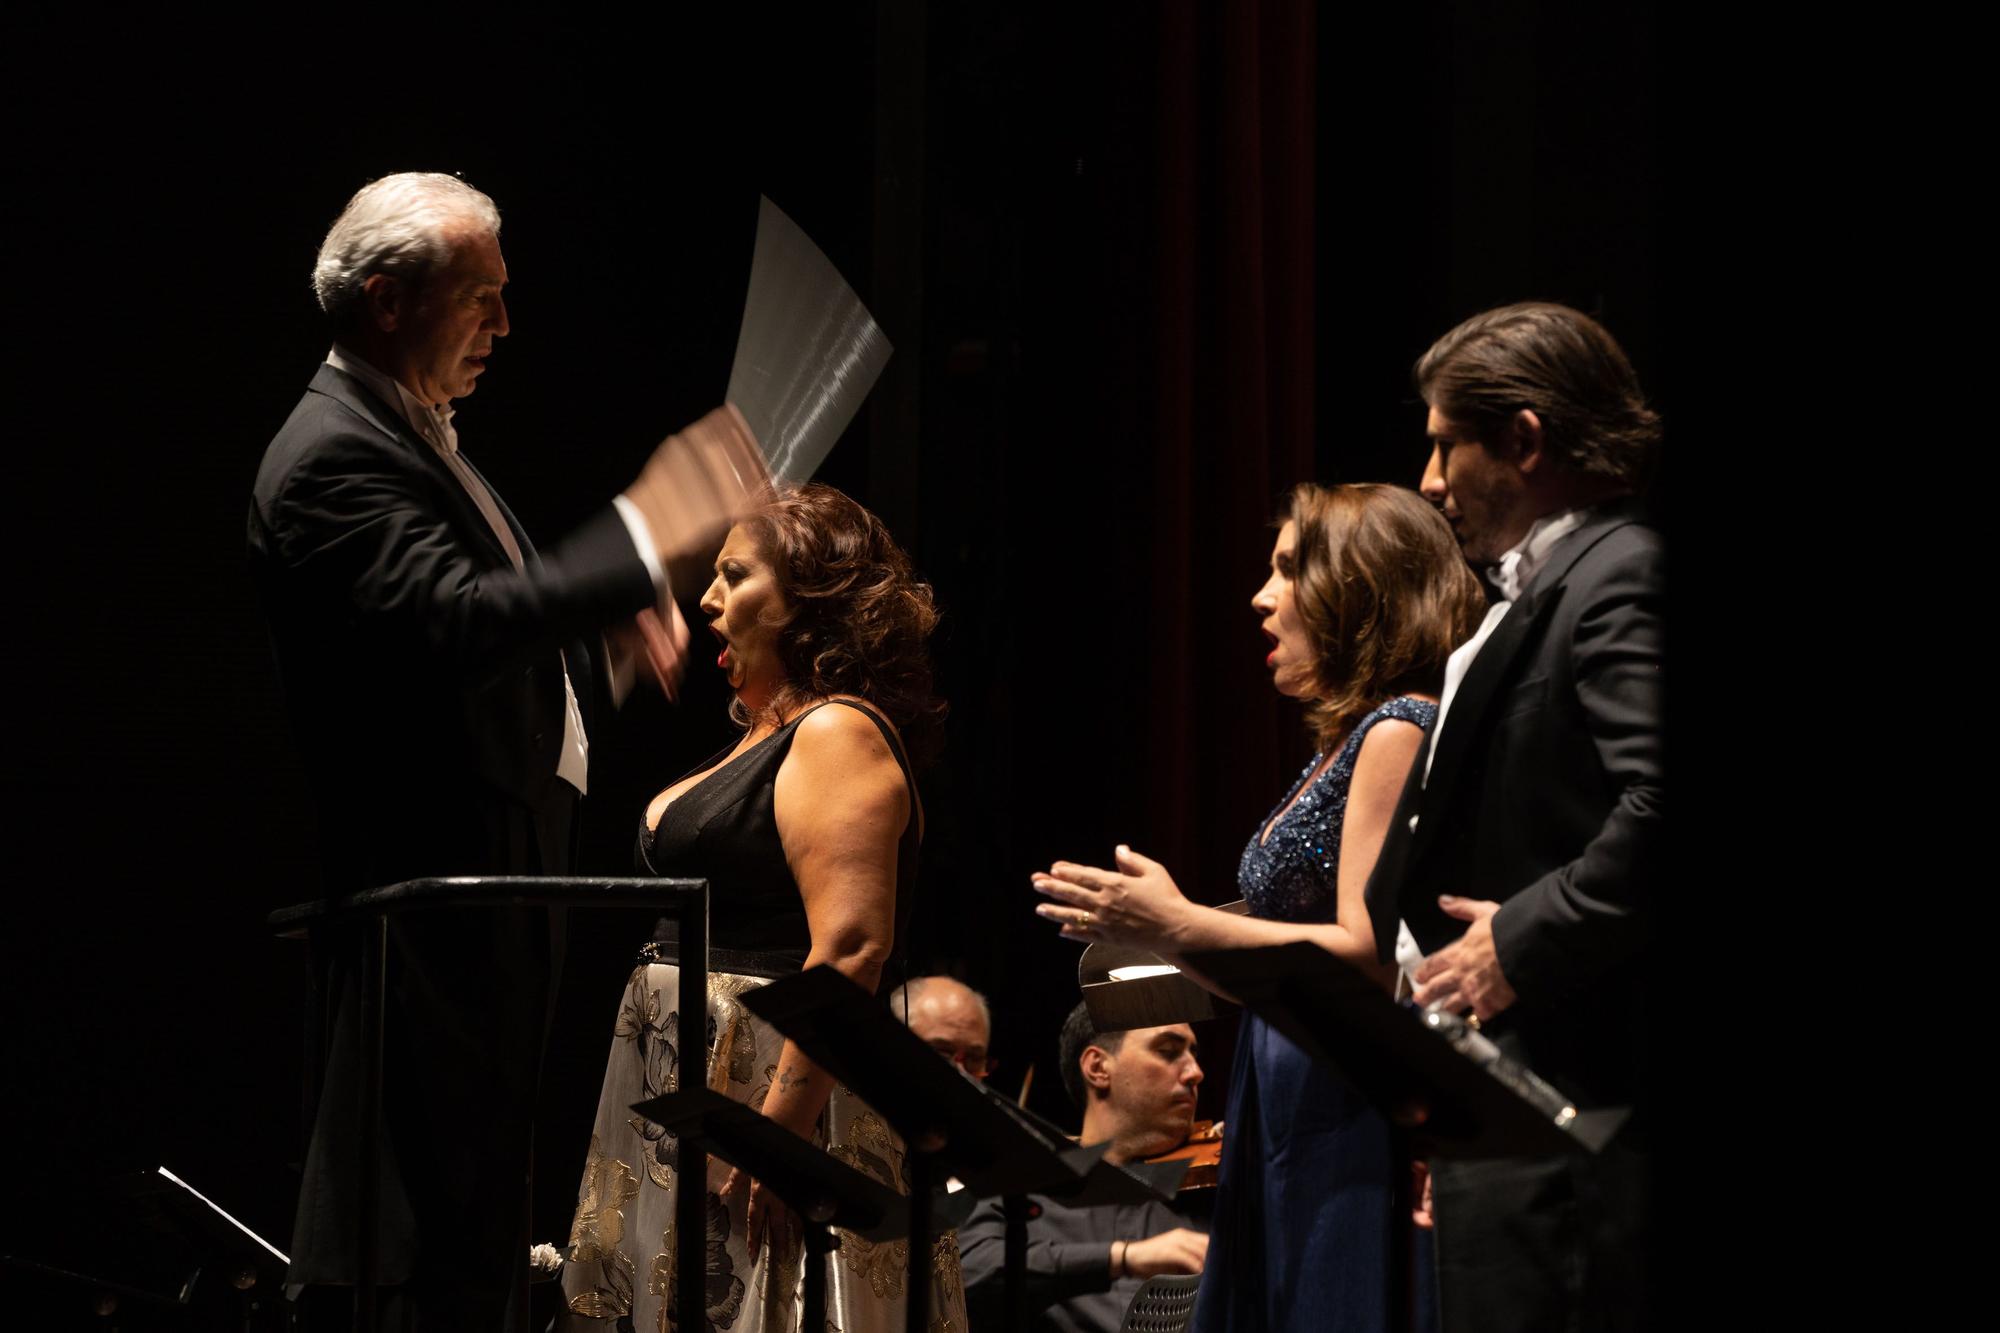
290,791,578,1333
1431,1138,1650,1333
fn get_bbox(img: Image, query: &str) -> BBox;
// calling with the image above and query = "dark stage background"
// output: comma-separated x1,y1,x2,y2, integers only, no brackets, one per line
5,3,1699,1323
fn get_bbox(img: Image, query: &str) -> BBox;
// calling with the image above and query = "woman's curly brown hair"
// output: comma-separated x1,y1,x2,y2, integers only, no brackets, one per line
1286,482,1486,750
733,483,946,761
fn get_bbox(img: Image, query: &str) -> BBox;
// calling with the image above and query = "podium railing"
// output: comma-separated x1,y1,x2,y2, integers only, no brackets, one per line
269,876,708,1333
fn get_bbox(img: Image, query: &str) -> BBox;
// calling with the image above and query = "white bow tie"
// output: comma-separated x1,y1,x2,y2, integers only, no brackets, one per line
418,403,457,453
1488,548,1526,602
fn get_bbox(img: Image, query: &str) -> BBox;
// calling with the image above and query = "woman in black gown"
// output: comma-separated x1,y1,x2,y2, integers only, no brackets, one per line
558,484,964,1332
1032,482,1483,1331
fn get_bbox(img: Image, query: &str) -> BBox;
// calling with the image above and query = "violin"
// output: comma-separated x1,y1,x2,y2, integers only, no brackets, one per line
1143,1118,1225,1190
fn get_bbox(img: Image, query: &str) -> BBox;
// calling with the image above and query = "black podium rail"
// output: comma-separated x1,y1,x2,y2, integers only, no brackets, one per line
269,876,708,1333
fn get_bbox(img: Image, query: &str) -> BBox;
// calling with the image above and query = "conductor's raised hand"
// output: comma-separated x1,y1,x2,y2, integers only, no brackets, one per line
1032,844,1193,953
624,403,775,565
612,601,691,703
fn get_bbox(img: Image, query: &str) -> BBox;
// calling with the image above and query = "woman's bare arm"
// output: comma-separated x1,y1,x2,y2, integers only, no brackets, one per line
1033,719,1426,993
765,702,905,1134
727,701,907,1255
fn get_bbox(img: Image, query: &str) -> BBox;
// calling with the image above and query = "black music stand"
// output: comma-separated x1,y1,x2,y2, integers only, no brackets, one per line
268,875,709,1333
1076,899,1251,1031
633,1087,909,1333
1185,941,1630,1332
739,965,1188,1333
3,1164,292,1329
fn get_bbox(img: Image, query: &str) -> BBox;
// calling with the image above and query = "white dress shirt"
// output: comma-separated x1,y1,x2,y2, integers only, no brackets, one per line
1394,506,1589,993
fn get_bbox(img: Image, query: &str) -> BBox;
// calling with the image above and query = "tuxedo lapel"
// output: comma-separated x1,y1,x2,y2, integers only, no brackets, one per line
1408,592,1558,864
308,363,520,571
1405,505,1645,868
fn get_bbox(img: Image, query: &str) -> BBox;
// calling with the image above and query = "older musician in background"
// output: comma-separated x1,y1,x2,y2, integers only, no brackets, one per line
889,974,996,1081
957,1001,1209,1333
1033,483,1484,1332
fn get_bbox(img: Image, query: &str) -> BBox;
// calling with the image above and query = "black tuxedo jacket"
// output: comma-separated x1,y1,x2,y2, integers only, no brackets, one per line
250,364,660,1305
249,362,656,888
1365,500,1663,1109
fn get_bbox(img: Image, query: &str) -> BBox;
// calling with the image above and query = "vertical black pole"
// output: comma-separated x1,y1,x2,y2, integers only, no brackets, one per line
1003,1193,1029,1332
904,1151,932,1333
802,1224,830,1333
674,883,710,1333
356,912,386,1333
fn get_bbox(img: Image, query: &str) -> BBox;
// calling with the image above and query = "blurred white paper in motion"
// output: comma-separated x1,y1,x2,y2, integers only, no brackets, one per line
726,196,892,486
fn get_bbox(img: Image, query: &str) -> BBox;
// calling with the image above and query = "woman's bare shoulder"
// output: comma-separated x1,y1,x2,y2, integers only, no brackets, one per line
781,700,906,812
1352,714,1426,782
776,698,910,835
790,696,900,759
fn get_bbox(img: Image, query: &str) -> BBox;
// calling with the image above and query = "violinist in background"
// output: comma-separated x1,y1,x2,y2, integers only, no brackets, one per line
957,1001,1209,1333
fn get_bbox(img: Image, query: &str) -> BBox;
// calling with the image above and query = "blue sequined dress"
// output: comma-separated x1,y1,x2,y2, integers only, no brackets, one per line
1194,695,1437,1333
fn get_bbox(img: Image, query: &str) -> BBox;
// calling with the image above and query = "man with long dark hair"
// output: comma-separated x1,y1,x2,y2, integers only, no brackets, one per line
1365,302,1664,1332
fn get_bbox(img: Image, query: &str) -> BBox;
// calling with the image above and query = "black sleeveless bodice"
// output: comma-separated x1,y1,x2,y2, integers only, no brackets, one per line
640,699,920,971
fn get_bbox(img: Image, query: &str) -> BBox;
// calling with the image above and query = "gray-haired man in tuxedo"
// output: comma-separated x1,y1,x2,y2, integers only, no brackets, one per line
250,172,762,1329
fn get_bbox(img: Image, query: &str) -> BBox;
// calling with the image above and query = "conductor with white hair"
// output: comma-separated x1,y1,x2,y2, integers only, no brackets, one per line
250,172,764,1329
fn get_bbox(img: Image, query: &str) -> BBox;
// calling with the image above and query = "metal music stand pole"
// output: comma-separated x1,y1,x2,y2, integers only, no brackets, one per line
1003,1193,1030,1331
632,1087,914,1333
356,911,385,1333
904,1149,932,1333
673,885,708,1333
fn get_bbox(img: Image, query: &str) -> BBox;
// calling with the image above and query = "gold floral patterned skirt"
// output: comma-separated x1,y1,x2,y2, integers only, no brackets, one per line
557,961,967,1333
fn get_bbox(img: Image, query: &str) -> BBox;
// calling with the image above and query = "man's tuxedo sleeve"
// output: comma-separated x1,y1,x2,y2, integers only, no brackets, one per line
1489,538,1663,1003
258,420,655,685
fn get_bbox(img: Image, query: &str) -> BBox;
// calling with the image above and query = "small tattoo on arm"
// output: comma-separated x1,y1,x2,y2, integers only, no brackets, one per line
777,1066,810,1092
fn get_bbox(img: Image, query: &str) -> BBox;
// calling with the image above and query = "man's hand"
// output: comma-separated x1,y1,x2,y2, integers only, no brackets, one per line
1122,1227,1208,1278
1412,1160,1434,1229
609,603,691,703
623,403,773,564
1411,896,1518,1022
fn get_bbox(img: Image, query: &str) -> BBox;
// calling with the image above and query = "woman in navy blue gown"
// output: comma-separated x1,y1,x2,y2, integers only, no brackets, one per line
1033,483,1483,1331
